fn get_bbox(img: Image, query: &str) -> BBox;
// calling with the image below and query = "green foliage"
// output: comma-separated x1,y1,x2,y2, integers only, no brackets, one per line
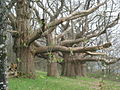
17,58,21,62
69,48,74,56
23,43,27,47
48,52,53,58
57,58,64,63
9,71,120,90
83,39,89,43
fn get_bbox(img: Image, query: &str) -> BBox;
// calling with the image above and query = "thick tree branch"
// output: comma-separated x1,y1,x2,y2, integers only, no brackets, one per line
27,27,55,46
35,42,111,54
86,51,106,56
72,57,120,65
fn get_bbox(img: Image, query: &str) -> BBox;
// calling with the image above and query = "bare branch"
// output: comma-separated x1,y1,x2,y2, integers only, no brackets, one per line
32,7,41,22
7,30,19,34
45,2,105,30
27,26,55,46
60,13,120,46
35,42,111,54
36,1,53,18
86,51,106,56
56,27,71,40
53,0,64,19
8,12,16,30
71,57,120,65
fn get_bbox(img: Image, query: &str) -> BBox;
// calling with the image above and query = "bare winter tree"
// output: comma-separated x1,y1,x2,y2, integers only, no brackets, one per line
35,0,120,77
6,0,120,78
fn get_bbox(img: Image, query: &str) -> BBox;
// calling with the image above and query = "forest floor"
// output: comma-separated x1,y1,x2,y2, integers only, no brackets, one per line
9,71,120,90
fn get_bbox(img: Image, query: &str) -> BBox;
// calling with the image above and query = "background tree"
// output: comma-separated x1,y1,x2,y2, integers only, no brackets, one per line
34,0,120,77
7,0,120,78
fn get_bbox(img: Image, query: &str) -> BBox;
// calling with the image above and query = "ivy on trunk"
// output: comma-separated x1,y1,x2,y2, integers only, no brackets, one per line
0,0,8,89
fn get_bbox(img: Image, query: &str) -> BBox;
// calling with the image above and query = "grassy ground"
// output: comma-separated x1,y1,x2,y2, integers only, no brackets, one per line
9,71,120,90
88,72,120,82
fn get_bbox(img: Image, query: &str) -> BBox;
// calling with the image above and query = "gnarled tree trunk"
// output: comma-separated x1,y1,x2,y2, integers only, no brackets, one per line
14,0,35,78
62,53,86,77
46,35,58,77
62,54,76,76
16,47,35,78
47,62,58,76
75,61,86,76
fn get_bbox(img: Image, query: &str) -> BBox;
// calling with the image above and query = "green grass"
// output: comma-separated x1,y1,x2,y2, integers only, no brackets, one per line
8,71,120,90
88,72,120,81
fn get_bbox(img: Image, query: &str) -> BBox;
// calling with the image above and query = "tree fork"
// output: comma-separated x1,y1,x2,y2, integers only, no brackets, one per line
15,0,36,78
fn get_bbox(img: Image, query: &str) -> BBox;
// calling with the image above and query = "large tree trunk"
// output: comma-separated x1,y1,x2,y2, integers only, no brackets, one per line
62,54,76,76
46,35,58,77
14,0,35,78
75,62,86,76
16,47,35,78
47,62,58,76
62,53,86,77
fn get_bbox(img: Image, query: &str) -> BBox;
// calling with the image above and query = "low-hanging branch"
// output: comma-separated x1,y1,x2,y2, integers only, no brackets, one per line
71,56,120,65
35,42,111,54
86,51,106,56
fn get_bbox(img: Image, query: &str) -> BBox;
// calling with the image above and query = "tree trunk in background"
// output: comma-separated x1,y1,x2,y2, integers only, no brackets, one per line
75,62,86,76
62,53,86,77
0,0,8,89
46,35,58,77
46,52,58,77
62,54,76,76
47,62,58,76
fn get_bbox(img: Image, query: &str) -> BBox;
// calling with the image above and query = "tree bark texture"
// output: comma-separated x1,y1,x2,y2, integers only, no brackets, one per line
14,0,35,78
46,35,58,77
47,62,58,76
16,47,35,78
62,53,86,77
0,0,8,89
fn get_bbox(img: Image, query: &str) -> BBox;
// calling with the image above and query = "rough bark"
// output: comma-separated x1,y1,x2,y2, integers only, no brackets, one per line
46,35,58,77
14,0,35,78
62,53,86,77
75,62,86,76
47,62,58,76
0,0,8,89
16,47,35,78
62,55,76,76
